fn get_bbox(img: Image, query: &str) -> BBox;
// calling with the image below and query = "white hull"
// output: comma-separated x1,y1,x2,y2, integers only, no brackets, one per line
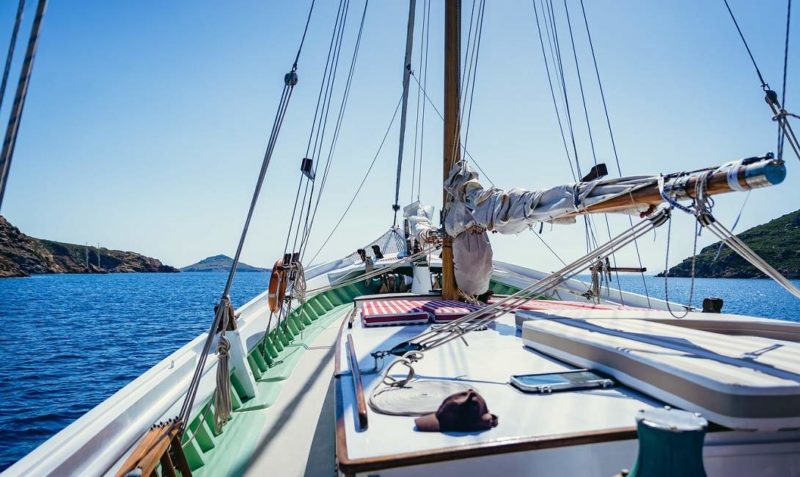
6,256,800,476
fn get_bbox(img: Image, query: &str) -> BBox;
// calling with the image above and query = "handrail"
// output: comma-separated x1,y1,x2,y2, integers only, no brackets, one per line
346,334,369,430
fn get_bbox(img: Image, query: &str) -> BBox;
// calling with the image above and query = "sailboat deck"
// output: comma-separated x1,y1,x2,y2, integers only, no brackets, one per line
335,303,662,474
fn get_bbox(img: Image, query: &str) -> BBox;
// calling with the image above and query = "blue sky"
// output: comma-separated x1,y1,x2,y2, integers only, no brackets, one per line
1,0,797,280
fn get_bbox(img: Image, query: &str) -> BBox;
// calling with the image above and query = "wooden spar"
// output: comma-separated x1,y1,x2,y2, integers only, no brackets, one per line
442,0,460,301
561,157,786,218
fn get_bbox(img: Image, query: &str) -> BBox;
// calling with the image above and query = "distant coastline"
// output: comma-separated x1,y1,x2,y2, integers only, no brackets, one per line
0,216,179,278
181,255,267,273
660,209,800,279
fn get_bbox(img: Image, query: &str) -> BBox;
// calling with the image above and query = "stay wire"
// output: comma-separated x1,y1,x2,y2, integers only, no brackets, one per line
292,0,350,256
301,0,369,261
532,0,577,181
292,0,318,70
545,0,583,178
578,0,650,306
564,0,623,303
286,0,348,256
531,228,568,266
180,0,316,424
778,0,792,160
722,0,769,88
416,0,431,201
0,0,24,116
308,94,404,266
722,0,800,161
543,0,598,254
408,71,495,186
0,0,46,211
410,0,427,202
462,0,486,153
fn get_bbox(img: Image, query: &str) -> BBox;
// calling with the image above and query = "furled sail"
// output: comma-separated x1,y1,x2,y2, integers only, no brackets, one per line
443,161,650,295
444,161,651,236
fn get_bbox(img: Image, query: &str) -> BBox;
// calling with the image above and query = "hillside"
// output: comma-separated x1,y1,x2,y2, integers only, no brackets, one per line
662,209,800,279
0,216,179,278
181,254,267,273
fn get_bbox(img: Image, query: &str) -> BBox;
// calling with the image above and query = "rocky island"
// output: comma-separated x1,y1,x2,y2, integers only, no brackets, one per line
662,209,800,279
181,254,267,273
0,216,179,278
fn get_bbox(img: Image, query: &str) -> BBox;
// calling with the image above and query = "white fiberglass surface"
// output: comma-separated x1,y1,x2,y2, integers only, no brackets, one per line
338,312,660,461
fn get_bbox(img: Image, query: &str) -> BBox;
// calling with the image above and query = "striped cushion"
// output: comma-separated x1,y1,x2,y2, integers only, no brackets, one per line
421,300,482,322
361,299,431,327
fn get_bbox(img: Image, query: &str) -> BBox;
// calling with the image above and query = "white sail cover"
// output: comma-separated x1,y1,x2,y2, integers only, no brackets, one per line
442,161,653,295
403,201,435,244
444,161,654,236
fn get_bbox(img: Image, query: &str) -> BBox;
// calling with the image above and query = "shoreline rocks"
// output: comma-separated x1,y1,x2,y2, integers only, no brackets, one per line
0,216,179,278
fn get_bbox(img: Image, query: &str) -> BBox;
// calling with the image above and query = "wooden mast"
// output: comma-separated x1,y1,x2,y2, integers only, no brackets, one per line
442,0,460,300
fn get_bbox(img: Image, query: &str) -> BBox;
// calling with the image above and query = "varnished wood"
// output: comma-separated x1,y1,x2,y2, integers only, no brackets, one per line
115,421,190,477
170,434,192,476
346,334,369,430
159,451,176,477
337,425,638,475
334,313,348,375
442,0,461,300
563,161,779,218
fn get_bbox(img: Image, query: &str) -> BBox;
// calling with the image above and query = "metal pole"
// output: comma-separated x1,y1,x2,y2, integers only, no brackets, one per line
392,0,417,226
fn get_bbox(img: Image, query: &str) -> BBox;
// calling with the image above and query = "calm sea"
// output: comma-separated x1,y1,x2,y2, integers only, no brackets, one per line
0,272,798,470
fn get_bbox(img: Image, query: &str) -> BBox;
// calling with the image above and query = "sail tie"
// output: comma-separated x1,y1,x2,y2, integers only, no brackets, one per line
664,171,800,300
214,334,232,433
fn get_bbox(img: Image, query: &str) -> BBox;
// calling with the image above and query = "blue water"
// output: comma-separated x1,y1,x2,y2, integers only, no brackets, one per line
0,273,798,471
0,272,269,472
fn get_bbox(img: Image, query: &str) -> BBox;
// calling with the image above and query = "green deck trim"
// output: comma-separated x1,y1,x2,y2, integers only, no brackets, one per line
181,286,355,475
489,279,521,295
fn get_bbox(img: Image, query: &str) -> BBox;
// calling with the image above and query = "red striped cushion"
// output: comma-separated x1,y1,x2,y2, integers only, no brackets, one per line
361,299,431,327
421,300,482,322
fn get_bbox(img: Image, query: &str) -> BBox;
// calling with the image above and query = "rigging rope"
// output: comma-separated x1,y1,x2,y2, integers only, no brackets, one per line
307,94,404,266
294,0,351,257
177,0,316,429
530,227,568,266
722,0,800,161
700,213,800,299
392,0,417,227
722,0,769,88
532,0,577,181
578,0,650,307
380,209,670,357
460,0,486,153
300,0,370,261
778,0,792,161
561,0,625,303
408,71,495,186
285,0,350,259
0,0,24,116
0,0,47,211
410,0,431,202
